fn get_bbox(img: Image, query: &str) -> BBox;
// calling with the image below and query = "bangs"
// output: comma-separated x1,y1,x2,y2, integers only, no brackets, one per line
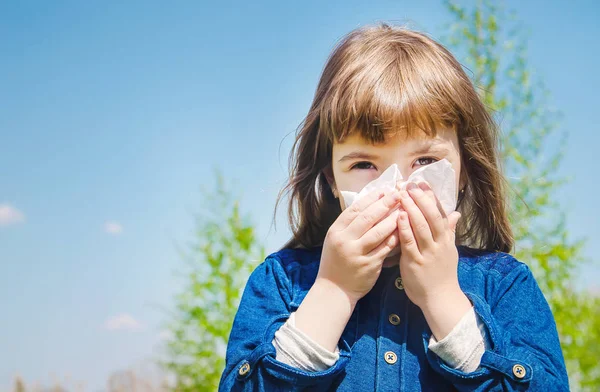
318,45,463,145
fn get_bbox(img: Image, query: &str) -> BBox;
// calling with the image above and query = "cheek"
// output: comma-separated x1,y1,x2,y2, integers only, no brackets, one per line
332,175,368,211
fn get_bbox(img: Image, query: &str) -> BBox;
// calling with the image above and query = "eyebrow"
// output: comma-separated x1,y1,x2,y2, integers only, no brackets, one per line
338,145,450,163
338,151,381,162
408,144,450,157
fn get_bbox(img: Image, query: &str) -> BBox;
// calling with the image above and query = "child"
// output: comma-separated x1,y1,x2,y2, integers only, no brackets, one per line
218,23,569,391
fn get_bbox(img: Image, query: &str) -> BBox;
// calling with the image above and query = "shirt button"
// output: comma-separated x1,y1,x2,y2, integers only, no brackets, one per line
384,351,398,364
238,361,251,376
388,313,401,325
394,277,404,290
512,364,526,379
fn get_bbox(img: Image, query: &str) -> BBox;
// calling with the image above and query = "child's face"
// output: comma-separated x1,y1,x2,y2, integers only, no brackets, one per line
324,127,464,264
327,127,464,204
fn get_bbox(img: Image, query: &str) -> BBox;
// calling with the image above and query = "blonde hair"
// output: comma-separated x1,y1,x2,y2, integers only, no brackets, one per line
273,22,513,253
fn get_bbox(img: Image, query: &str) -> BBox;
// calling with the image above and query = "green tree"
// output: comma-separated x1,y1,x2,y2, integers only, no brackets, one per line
442,0,599,389
162,170,266,391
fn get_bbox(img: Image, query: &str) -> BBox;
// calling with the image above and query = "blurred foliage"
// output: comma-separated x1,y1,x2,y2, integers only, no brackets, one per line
14,377,25,392
11,365,168,392
442,0,599,389
161,169,266,391
106,362,170,392
11,375,76,392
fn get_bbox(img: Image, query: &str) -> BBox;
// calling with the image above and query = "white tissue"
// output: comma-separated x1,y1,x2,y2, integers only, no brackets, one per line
339,158,457,215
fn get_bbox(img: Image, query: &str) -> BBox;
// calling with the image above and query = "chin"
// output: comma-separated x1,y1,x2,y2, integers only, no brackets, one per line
385,244,401,258
382,245,401,267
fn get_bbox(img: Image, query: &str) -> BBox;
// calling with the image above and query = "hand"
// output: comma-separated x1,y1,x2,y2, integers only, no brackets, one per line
317,188,402,305
396,181,468,312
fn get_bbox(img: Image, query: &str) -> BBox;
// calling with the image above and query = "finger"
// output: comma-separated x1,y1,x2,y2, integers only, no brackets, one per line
345,190,402,239
334,188,385,230
366,232,399,260
400,187,433,248
409,182,446,241
447,211,461,236
397,209,419,255
419,181,446,219
359,209,400,253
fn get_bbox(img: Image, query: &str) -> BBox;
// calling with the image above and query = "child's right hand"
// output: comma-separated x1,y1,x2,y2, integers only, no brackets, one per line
316,189,403,305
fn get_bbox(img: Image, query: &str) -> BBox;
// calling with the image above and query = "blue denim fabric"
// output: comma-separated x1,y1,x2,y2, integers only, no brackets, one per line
219,245,569,391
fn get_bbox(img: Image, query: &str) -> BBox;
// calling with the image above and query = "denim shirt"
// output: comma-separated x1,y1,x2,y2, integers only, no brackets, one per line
219,245,569,391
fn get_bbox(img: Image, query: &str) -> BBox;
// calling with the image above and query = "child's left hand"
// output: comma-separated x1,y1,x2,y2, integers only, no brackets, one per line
396,181,470,321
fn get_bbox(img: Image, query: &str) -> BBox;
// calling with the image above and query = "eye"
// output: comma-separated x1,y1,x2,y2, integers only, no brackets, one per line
415,157,438,167
350,161,376,170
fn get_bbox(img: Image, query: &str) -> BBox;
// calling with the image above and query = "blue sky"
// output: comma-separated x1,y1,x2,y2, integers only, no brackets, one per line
1,0,598,390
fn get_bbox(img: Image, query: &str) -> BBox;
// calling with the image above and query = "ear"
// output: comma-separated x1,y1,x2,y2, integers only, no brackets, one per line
322,164,338,198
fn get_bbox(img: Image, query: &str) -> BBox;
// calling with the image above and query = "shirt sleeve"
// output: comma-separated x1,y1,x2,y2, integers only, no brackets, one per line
218,256,352,392
272,311,340,372
428,307,491,373
422,263,570,391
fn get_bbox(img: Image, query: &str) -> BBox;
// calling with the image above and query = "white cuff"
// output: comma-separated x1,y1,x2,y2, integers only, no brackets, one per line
272,312,340,372
428,307,491,373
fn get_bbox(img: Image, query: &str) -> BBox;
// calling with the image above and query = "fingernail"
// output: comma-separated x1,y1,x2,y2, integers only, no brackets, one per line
418,182,430,191
407,182,422,194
